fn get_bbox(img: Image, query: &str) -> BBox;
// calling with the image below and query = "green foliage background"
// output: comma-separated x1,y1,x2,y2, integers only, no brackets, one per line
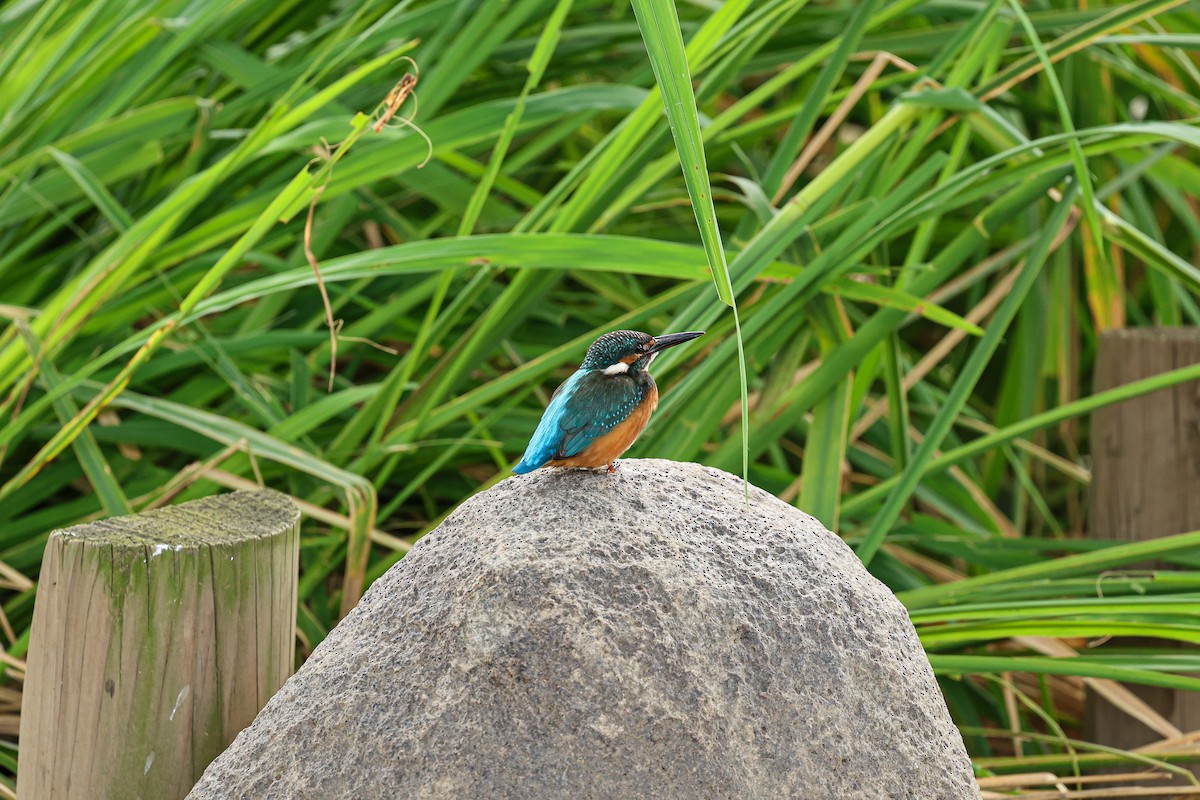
1,0,1199,787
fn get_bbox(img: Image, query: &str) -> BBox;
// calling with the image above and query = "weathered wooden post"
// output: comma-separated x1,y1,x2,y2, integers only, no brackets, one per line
18,490,301,800
1086,328,1200,749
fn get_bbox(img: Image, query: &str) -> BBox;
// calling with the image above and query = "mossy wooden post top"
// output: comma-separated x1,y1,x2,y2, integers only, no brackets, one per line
20,489,302,800
55,489,299,548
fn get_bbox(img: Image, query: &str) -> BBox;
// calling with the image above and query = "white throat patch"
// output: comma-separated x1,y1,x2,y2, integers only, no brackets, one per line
602,351,655,376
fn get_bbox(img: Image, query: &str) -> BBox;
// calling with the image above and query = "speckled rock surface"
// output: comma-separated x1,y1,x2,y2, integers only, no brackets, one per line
188,459,978,800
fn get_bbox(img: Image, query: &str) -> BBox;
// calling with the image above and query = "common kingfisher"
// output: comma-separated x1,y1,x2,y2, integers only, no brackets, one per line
513,329,706,474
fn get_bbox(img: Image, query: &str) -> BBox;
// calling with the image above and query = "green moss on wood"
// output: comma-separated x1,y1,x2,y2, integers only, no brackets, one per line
51,490,300,548
20,490,302,800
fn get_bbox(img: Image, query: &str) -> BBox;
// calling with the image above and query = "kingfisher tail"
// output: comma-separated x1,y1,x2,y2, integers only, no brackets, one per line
511,452,548,474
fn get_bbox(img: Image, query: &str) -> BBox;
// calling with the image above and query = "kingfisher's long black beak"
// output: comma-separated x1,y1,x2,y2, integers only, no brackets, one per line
648,330,705,354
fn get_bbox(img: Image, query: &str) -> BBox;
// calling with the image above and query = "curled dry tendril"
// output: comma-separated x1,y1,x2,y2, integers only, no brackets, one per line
308,57,435,392
372,56,433,168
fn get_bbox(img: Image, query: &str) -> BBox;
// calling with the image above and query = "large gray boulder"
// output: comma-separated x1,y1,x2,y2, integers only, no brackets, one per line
189,459,978,799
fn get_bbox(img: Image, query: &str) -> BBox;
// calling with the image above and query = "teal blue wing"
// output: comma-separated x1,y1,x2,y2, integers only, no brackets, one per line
513,370,586,473
553,373,642,459
513,371,641,473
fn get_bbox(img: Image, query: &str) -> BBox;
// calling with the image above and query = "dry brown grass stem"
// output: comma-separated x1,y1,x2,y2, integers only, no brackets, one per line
977,768,1200,799
1013,636,1183,740
309,59,432,393
850,205,1080,443
772,51,918,205
1003,670,1025,757
305,138,340,393
372,57,433,166
982,787,1200,799
205,468,412,553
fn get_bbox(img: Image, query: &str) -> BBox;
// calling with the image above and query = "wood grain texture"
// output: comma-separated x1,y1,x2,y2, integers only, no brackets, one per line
1085,328,1200,755
18,490,301,800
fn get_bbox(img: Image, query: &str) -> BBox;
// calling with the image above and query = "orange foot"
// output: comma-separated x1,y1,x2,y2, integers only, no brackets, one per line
607,461,617,474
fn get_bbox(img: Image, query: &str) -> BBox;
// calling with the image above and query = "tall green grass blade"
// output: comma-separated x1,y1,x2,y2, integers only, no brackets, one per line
798,313,851,528
760,0,884,203
630,0,733,308
900,529,1200,608
857,185,1078,565
1007,0,1118,329
16,323,131,517
44,147,134,232
930,654,1200,693
845,359,1200,517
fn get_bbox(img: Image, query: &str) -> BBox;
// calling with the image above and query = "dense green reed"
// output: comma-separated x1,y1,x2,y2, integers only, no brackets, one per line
1,0,1198,787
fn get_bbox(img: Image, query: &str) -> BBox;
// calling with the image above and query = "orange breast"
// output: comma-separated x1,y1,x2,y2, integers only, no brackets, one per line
549,385,658,469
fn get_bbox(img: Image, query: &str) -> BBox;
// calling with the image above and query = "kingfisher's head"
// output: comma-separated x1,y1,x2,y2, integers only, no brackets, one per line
580,329,705,375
